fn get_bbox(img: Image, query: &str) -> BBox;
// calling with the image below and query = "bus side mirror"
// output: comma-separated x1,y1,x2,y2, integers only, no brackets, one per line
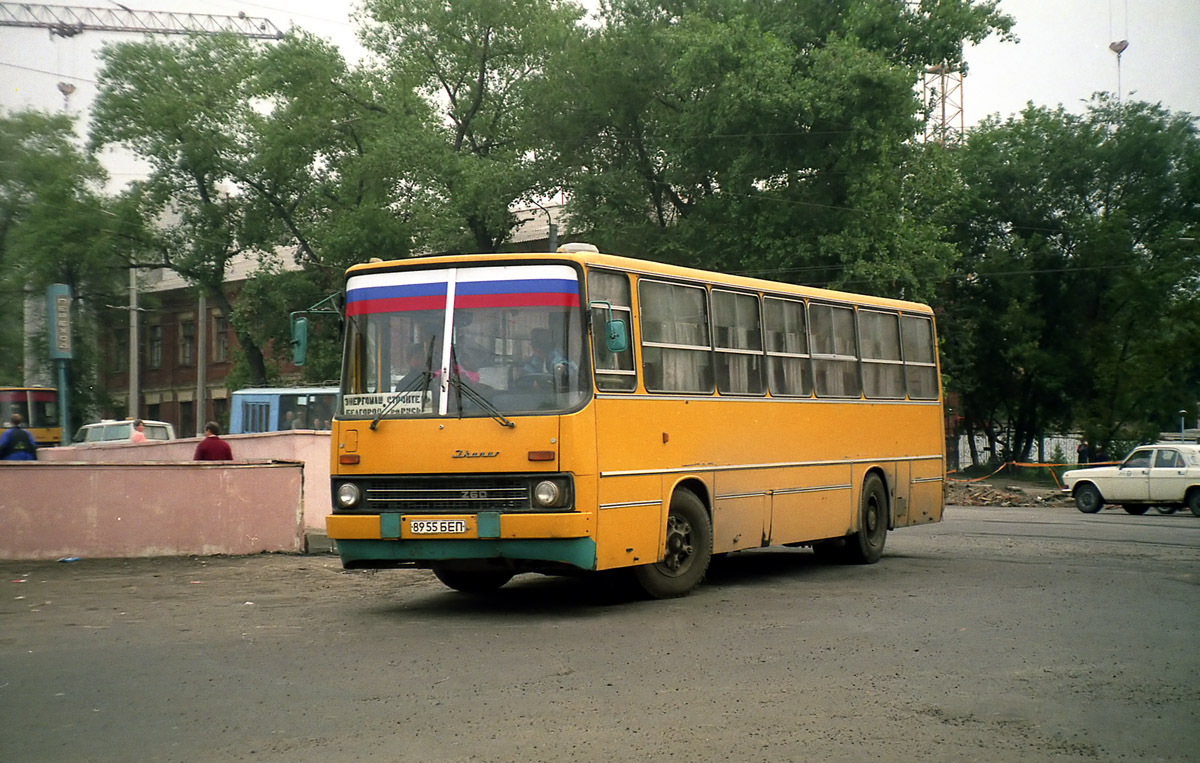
291,316,308,366
606,318,628,354
591,300,628,354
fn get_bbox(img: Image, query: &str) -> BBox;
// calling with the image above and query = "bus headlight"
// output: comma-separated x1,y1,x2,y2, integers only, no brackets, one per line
336,482,362,509
532,480,561,508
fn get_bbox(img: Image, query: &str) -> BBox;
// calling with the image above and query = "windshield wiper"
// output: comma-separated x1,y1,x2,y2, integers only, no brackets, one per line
369,340,436,430
449,345,515,429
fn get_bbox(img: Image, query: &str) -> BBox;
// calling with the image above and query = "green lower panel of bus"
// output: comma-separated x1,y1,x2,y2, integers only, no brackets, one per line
336,537,598,572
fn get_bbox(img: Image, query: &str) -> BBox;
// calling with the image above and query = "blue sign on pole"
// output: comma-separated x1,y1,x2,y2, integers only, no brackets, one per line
46,284,72,445
46,284,73,361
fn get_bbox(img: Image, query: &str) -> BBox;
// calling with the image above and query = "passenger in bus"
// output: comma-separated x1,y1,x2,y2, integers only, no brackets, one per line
396,344,429,390
130,419,147,443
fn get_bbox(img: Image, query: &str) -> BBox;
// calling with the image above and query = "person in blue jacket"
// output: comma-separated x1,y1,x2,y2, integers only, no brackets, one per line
0,413,38,460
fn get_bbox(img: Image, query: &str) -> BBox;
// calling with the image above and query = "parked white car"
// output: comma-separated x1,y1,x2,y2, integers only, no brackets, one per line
1062,444,1200,516
72,419,176,444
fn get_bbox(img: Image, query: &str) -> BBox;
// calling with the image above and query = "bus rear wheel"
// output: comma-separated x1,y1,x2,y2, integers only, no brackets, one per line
633,490,712,599
844,474,888,564
432,567,514,593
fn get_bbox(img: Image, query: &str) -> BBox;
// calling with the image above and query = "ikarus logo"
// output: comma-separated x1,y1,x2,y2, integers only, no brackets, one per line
453,449,499,459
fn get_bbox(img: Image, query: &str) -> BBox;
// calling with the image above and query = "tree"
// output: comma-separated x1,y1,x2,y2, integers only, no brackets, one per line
536,0,1012,301
359,0,587,253
942,98,1200,460
0,110,127,425
91,32,433,384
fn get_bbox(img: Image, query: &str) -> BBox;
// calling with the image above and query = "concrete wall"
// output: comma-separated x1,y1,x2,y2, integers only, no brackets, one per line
37,430,331,531
0,460,304,560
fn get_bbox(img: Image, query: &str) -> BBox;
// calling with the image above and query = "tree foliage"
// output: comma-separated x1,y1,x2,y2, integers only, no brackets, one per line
942,98,1200,459
0,110,127,424
537,0,1011,301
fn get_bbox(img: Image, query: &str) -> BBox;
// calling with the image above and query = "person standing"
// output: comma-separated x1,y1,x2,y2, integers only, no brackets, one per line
193,421,233,461
0,413,38,460
130,419,147,443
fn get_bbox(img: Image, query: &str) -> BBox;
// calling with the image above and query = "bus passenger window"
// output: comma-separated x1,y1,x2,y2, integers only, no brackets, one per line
764,297,812,396
588,270,637,392
901,315,938,400
712,290,763,395
859,310,904,399
810,303,861,398
639,280,713,394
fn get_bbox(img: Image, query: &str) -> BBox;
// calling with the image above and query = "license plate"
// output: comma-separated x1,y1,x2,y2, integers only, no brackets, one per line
409,519,468,534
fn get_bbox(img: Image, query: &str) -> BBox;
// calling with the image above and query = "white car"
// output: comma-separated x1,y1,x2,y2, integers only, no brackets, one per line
72,419,177,444
1062,444,1200,516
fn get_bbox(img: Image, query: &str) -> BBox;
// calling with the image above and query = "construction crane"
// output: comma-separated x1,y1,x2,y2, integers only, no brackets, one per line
0,2,282,39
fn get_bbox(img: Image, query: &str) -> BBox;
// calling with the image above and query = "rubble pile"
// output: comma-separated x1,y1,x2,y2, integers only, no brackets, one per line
945,482,1070,507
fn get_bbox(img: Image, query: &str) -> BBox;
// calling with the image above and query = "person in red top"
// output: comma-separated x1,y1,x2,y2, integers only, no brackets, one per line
193,421,233,461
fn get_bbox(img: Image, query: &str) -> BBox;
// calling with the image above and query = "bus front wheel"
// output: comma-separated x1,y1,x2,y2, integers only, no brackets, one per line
432,567,514,593
633,490,713,599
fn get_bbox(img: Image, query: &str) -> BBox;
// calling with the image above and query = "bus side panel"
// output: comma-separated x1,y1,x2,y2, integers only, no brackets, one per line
712,470,769,553
767,464,855,545
906,457,946,525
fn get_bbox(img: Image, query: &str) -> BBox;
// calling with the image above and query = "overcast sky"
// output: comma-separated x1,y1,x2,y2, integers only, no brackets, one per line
2,0,1198,183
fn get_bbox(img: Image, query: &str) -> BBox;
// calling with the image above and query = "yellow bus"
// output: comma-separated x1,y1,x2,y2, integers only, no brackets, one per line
324,247,945,598
0,386,61,446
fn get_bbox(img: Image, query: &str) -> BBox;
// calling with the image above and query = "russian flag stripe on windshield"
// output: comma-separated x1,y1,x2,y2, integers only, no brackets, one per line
346,269,579,315
345,281,447,316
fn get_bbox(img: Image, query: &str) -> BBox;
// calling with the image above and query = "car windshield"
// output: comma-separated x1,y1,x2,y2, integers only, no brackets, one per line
340,263,589,421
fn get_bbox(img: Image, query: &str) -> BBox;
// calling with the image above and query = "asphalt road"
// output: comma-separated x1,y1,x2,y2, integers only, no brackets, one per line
1,504,1197,762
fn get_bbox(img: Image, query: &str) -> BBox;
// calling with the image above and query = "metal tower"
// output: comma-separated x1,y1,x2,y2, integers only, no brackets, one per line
923,62,965,147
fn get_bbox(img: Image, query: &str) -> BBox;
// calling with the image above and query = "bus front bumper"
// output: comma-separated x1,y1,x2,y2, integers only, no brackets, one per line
326,512,596,571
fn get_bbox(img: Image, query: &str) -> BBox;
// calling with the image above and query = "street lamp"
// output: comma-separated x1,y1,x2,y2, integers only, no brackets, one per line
1181,410,1189,442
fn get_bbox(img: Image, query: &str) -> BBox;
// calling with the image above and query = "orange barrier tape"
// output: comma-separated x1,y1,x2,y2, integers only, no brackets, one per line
946,460,1117,490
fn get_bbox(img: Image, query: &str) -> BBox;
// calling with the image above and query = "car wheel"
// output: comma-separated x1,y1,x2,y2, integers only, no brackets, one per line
1073,483,1104,513
1154,505,1177,515
1188,490,1200,518
1122,504,1150,515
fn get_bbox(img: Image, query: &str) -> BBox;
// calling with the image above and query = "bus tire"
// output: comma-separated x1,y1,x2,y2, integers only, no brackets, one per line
843,473,888,565
633,490,712,599
432,567,513,593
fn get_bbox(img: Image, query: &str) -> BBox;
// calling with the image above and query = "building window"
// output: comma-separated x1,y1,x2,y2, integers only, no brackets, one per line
115,329,129,372
147,324,164,369
179,320,196,366
212,314,229,363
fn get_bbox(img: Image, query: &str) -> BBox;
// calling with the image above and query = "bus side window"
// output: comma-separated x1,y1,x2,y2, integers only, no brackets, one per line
639,280,713,394
764,297,812,397
810,303,861,398
587,270,637,392
712,289,764,395
901,315,938,400
859,310,904,399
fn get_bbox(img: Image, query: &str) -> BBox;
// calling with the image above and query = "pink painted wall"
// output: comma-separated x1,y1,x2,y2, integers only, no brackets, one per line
38,431,331,531
0,461,304,561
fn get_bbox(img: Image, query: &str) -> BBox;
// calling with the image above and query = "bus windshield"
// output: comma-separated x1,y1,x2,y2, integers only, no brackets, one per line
340,263,589,420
